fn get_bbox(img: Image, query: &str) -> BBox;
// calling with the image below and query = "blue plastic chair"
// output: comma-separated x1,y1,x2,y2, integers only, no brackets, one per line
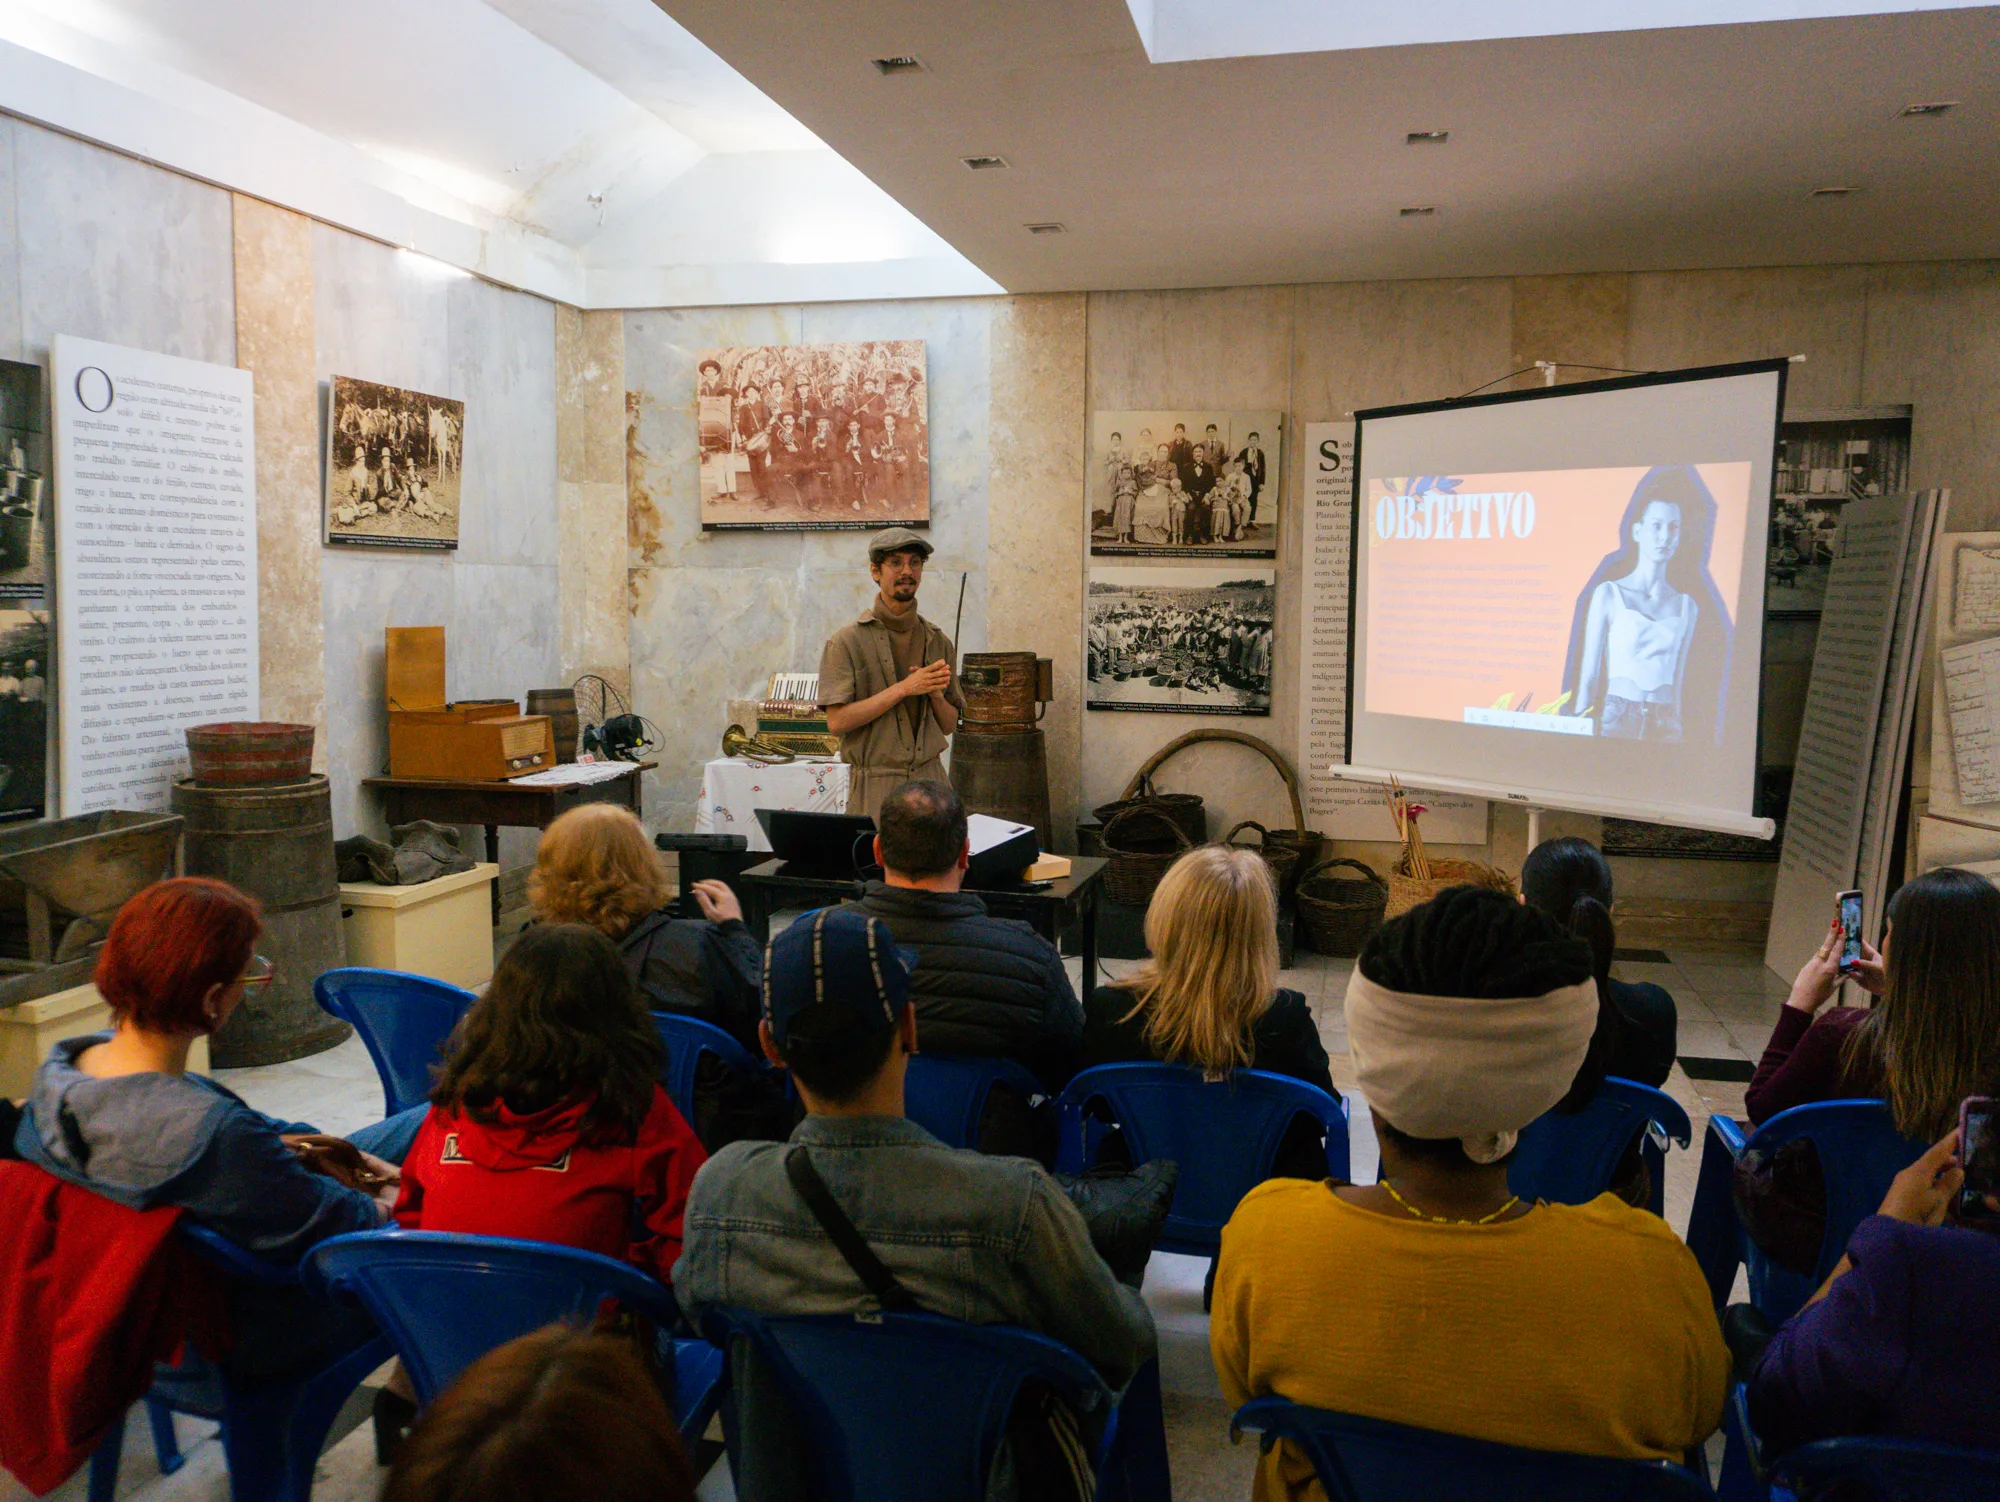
1685,1100,1924,1323
313,967,478,1116
304,1229,724,1443
903,1054,1046,1150
1231,1397,1709,1501
702,1306,1170,1502
1053,1063,1350,1257
650,1010,773,1126
1510,1077,1693,1216
1723,1382,2000,1502
88,1222,393,1502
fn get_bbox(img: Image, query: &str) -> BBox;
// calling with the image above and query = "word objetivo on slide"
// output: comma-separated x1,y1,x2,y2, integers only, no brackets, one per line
1372,483,1537,542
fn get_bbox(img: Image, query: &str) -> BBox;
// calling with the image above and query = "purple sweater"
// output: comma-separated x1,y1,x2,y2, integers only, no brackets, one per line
1748,1214,2000,1456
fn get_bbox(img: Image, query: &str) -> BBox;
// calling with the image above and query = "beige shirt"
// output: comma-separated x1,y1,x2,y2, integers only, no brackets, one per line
818,608,965,777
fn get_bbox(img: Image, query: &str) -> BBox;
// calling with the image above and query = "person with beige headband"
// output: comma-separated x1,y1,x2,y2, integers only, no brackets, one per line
1211,888,1726,1501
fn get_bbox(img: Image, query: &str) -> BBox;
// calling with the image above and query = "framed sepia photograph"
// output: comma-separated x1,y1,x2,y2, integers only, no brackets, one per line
0,608,48,821
1089,410,1281,559
1086,564,1275,716
0,360,48,601
698,340,928,530
324,375,463,551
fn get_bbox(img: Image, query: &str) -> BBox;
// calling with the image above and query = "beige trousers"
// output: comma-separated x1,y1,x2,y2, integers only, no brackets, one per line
845,757,950,824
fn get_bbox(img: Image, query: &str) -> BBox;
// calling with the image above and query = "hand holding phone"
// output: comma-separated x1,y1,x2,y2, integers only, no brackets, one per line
1835,890,1863,977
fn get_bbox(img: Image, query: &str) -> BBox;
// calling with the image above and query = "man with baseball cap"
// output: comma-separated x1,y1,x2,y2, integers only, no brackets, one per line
674,907,1156,1484
818,527,965,822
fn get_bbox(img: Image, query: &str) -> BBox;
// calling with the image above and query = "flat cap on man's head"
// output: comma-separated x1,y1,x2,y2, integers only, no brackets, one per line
868,527,934,563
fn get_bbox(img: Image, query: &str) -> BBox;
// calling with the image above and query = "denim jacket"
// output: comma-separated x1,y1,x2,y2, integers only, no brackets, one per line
673,1114,1156,1385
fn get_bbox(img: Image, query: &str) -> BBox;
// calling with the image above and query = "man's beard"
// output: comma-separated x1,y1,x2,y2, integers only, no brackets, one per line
886,580,918,601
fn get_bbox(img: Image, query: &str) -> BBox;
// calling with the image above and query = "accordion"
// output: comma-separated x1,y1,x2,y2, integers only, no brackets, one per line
757,672,839,756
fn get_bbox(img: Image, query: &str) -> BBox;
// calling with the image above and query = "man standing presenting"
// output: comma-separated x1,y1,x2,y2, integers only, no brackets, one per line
819,528,965,821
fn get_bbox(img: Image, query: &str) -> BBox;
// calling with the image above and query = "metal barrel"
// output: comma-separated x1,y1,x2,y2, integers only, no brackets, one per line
952,726,1054,849
958,652,1044,732
171,774,350,1066
526,688,580,763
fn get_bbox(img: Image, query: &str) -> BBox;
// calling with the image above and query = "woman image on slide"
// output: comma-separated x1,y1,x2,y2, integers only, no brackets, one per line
1562,466,1736,747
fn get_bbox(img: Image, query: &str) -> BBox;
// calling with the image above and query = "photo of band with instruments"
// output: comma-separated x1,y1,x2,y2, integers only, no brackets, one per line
697,340,929,531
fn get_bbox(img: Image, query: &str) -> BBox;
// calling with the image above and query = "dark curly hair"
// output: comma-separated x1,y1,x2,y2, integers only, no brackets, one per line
1360,884,1592,999
431,923,664,1141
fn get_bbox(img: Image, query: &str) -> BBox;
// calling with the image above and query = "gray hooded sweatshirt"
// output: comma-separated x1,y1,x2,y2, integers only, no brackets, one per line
13,1032,382,1262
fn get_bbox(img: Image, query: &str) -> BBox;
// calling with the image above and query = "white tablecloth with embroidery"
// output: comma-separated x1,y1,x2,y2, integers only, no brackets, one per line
694,757,850,851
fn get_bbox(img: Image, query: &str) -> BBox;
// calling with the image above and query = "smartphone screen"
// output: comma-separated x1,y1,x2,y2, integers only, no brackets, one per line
1959,1097,2000,1224
1837,890,1863,975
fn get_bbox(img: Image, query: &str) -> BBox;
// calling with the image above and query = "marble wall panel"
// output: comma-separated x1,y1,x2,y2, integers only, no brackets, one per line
1509,273,1630,386
1860,261,2000,529
14,125,234,368
1624,266,1870,413
990,294,1088,846
311,225,452,395
450,276,558,567
0,119,20,362
232,196,326,749
556,307,627,487
623,299,996,834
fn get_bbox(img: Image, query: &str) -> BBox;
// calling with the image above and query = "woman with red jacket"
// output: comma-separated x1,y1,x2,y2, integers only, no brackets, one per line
393,922,705,1283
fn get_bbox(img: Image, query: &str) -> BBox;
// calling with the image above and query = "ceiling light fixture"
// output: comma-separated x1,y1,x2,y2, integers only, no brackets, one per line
1406,130,1450,144
1399,205,1437,217
1898,100,1958,117
1025,222,1066,235
872,55,924,74
1809,185,1861,198
961,155,1009,171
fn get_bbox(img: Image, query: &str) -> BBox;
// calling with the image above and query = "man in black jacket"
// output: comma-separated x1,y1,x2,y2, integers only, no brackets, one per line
841,780,1082,1101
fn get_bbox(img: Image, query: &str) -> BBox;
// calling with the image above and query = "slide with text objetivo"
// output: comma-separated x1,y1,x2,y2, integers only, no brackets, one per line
1365,463,1750,747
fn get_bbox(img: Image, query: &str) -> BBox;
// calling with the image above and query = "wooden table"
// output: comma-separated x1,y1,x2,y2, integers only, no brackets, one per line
362,762,656,920
737,855,1108,996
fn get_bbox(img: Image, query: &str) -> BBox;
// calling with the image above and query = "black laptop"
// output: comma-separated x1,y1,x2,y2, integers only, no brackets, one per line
755,809,878,876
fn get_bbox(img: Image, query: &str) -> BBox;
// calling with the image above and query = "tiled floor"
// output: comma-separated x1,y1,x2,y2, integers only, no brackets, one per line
6,940,1786,1502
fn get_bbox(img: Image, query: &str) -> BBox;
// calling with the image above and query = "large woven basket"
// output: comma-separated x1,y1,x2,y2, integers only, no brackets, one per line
1099,805,1192,909
1092,778,1206,848
1384,857,1517,919
1108,729,1313,888
1296,857,1389,956
1223,820,1302,892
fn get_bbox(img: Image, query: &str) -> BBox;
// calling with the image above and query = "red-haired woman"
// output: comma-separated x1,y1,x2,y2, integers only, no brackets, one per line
11,878,422,1374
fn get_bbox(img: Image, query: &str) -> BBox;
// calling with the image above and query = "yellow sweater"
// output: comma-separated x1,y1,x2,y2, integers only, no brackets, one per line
1210,1180,1728,1502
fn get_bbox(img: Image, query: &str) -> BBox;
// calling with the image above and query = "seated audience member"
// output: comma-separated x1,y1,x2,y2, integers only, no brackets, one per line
1211,888,1727,1502
1747,1127,2000,1455
1521,836,1676,1088
1747,867,2000,1135
1081,843,1335,1178
11,878,416,1377
530,804,760,1045
394,923,705,1284
532,804,783,1147
676,907,1155,1500
841,779,1083,1152
382,1326,695,1502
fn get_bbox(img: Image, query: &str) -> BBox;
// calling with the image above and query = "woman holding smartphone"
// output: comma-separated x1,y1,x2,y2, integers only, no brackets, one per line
1746,867,2000,1138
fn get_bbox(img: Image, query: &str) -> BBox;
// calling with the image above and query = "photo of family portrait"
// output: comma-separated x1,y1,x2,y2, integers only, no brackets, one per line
1089,410,1281,559
698,340,929,531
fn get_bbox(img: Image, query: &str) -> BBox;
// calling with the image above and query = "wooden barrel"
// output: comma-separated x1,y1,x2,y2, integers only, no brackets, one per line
958,652,1044,733
527,688,580,763
172,775,350,1066
952,727,1053,848
185,722,315,785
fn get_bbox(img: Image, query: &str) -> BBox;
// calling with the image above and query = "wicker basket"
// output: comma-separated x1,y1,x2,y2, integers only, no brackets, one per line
1092,778,1206,848
1384,857,1517,919
1296,857,1389,956
1099,805,1192,909
1108,729,1314,886
1223,820,1302,892
1260,828,1324,898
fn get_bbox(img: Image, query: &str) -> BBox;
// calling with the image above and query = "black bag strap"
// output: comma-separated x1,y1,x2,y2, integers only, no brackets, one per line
783,1146,918,1312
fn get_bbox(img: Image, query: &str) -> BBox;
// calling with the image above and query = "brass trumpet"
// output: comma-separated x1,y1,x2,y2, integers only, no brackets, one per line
722,723,796,764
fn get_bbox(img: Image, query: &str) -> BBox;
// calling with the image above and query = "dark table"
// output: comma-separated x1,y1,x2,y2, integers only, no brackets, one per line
362,762,657,920
738,855,1108,996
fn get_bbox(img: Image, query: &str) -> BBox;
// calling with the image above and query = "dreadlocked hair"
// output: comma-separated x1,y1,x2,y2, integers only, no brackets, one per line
1359,885,1592,1001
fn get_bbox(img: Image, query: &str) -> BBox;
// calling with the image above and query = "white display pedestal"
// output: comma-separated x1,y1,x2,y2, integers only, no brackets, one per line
1,982,210,1098
339,862,499,992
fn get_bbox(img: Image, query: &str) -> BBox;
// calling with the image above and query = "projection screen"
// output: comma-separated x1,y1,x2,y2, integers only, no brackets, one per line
1343,361,1785,837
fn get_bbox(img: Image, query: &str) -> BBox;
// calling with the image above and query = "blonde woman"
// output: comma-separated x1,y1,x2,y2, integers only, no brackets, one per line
1080,845,1335,1175
530,804,761,1051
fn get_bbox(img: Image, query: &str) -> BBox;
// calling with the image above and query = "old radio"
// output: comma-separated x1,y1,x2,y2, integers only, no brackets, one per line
385,627,556,781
